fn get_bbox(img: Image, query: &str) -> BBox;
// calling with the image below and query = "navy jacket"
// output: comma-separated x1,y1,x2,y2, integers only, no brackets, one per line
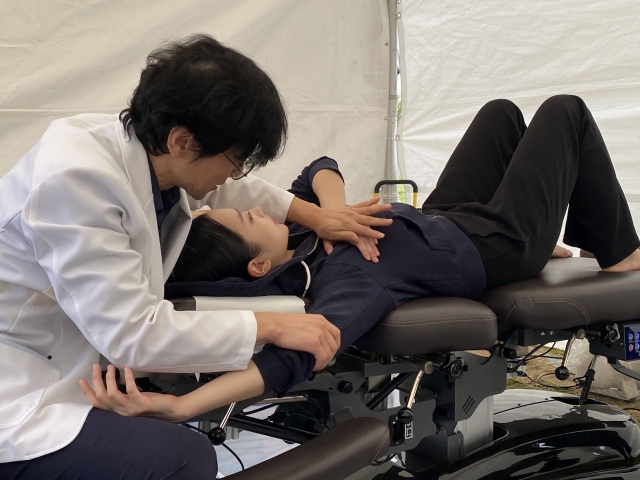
165,158,485,392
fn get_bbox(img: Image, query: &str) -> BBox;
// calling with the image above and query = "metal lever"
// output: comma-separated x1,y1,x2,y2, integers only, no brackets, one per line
406,370,424,409
208,402,236,445
391,363,431,445
577,357,597,406
555,336,575,381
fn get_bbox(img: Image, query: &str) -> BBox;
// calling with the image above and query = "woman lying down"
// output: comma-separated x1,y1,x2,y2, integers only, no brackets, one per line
81,95,640,421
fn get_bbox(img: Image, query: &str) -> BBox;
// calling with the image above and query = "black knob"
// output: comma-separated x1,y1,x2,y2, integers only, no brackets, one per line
337,380,353,394
448,359,464,378
502,348,517,360
207,427,226,446
555,366,570,381
603,324,620,343
397,408,413,424
607,330,620,342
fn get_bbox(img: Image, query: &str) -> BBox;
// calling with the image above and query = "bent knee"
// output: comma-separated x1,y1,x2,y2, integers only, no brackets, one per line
539,94,586,114
153,424,218,478
476,99,524,129
479,98,521,117
111,416,218,479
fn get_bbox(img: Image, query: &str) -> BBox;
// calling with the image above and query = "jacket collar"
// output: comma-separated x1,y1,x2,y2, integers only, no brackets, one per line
164,234,321,300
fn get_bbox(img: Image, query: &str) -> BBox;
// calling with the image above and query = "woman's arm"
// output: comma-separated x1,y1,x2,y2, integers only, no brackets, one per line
80,363,265,422
252,262,396,392
304,168,383,261
286,157,391,257
312,169,347,208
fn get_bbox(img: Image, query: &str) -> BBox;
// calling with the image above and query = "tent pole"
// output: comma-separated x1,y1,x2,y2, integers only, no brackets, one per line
383,0,400,204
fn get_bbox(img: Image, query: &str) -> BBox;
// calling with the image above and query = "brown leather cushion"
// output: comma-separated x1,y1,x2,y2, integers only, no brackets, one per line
480,257,640,329
176,258,640,357
227,417,389,480
354,296,497,355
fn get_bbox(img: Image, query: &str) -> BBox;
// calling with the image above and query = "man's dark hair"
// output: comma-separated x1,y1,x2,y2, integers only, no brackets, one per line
120,34,287,167
173,215,261,283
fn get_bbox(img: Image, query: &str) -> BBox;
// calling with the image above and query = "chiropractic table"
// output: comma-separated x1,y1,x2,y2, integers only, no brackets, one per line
157,257,640,479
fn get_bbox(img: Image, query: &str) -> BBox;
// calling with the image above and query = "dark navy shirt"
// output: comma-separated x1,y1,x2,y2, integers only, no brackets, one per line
165,157,486,392
148,158,181,238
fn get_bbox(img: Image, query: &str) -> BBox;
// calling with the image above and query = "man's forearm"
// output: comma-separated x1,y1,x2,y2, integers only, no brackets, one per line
286,196,322,230
255,311,279,345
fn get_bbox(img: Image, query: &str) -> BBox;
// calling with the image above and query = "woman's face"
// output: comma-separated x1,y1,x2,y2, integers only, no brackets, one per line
206,207,290,267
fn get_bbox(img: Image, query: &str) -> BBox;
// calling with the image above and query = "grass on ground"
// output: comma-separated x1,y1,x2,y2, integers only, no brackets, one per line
503,347,640,422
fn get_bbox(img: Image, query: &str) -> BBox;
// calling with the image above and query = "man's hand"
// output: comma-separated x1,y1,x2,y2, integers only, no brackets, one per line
312,197,392,243
79,364,186,421
191,209,208,219
293,196,392,262
315,198,389,261
255,312,340,370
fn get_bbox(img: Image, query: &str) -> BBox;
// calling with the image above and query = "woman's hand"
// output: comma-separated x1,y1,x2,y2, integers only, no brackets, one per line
79,364,186,422
323,234,380,263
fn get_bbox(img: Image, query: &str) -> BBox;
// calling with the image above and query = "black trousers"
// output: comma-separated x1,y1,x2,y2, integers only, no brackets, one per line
0,409,218,479
423,95,639,289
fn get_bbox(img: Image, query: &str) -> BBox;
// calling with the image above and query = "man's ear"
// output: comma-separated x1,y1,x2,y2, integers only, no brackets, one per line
247,258,272,278
166,126,198,159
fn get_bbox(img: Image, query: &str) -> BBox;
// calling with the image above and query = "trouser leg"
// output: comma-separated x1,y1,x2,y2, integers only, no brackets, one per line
422,99,534,287
485,95,638,276
423,98,527,208
0,409,218,479
561,108,638,267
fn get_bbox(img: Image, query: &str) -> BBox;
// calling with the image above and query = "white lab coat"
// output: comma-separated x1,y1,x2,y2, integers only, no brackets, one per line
0,114,294,462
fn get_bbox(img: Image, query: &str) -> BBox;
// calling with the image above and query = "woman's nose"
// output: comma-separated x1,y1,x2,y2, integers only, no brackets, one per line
250,207,265,218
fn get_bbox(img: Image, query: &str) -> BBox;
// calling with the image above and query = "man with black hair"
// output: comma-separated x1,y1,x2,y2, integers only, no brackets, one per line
0,34,390,478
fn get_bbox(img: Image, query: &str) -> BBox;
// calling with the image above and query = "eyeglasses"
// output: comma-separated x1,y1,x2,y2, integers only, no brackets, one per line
223,152,255,180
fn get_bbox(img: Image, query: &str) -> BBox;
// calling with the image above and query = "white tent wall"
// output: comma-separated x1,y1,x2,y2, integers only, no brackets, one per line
0,0,390,204
400,0,640,228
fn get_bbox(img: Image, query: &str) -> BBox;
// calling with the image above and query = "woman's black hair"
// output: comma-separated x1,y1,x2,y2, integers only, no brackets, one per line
120,34,287,167
173,214,261,283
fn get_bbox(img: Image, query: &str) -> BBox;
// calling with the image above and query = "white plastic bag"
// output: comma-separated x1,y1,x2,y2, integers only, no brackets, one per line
565,339,640,401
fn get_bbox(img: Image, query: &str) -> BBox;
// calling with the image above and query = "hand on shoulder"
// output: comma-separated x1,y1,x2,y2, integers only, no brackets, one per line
255,311,340,370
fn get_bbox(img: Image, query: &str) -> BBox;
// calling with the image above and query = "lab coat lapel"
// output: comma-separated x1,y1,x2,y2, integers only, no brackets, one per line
115,121,164,297
116,122,155,220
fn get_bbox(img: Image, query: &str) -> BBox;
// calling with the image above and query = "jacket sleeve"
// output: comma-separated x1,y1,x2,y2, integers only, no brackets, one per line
22,167,257,373
188,175,294,222
287,156,344,206
252,263,395,392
